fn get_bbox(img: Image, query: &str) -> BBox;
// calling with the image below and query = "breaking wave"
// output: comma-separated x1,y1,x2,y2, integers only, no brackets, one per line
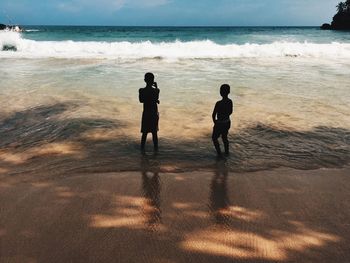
25,29,41,32
1,31,350,60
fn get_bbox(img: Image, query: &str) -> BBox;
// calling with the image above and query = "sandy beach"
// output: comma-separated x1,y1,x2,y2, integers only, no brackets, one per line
1,163,350,263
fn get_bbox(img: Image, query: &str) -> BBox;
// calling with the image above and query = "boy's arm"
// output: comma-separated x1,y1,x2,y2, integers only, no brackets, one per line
139,89,144,103
212,103,218,124
229,100,233,115
156,88,160,104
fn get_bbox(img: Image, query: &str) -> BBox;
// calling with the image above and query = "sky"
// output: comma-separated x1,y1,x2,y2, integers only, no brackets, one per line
0,0,340,26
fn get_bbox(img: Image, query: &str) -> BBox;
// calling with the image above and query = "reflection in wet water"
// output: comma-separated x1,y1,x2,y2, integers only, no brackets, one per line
141,155,161,230
209,159,230,226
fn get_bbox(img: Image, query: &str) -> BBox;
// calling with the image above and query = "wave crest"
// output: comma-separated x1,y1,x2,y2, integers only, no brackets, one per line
1,31,350,59
25,29,41,32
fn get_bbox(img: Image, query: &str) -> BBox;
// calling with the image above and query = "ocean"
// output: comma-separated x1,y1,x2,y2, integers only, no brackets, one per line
0,26,349,172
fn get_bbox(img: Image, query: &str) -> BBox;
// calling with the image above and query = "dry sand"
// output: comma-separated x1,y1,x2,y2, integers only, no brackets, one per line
1,165,350,263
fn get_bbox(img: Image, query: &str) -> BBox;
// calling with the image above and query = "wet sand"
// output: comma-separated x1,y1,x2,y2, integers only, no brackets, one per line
1,165,350,263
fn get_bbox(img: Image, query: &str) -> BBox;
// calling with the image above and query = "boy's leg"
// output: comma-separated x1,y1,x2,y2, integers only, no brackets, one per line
152,132,158,151
212,127,222,155
222,130,229,155
141,133,147,151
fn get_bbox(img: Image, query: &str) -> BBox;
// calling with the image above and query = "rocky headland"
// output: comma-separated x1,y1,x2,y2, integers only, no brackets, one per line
321,1,350,30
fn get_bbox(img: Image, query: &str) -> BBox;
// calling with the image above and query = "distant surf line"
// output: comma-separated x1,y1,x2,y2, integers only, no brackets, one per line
1,31,350,60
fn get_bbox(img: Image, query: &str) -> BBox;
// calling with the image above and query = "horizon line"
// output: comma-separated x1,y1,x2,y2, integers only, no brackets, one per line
18,24,321,27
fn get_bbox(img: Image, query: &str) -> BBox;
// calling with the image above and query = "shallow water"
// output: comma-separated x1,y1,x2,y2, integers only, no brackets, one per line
0,27,350,173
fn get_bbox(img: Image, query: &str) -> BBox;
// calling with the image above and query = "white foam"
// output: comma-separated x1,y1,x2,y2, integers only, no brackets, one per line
25,29,41,32
1,31,350,60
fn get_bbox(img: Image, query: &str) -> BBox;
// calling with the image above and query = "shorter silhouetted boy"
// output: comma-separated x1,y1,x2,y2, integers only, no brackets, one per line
212,84,233,156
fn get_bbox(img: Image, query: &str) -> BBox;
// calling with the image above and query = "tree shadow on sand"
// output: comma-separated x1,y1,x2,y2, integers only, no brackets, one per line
0,102,349,176
1,156,349,262
228,123,350,172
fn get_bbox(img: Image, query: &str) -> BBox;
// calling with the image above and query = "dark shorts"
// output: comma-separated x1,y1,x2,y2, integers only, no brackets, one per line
212,121,231,139
141,111,159,133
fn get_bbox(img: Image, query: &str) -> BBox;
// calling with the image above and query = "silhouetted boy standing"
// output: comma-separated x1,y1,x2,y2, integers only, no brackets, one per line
212,84,233,156
139,73,160,152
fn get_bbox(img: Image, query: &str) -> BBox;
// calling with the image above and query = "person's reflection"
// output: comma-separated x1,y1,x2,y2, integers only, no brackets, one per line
141,155,161,229
209,159,230,226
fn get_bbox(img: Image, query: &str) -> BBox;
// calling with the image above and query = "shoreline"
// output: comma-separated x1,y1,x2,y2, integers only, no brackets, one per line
0,103,348,175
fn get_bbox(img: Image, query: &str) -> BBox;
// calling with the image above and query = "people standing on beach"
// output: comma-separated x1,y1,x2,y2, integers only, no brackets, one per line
139,72,160,152
212,84,233,156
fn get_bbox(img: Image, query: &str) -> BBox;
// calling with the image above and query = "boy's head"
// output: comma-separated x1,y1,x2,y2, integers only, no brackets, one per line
220,84,230,97
144,72,155,85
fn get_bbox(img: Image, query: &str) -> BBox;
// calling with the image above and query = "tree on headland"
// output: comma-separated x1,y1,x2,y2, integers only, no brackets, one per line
322,1,350,29
337,1,350,13
337,2,346,13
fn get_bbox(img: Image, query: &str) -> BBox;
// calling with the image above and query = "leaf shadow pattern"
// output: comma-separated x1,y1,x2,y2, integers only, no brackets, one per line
1,157,349,262
228,124,350,172
0,102,349,176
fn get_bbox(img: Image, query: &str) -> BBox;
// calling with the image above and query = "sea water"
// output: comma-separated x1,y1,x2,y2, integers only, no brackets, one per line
0,26,349,172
